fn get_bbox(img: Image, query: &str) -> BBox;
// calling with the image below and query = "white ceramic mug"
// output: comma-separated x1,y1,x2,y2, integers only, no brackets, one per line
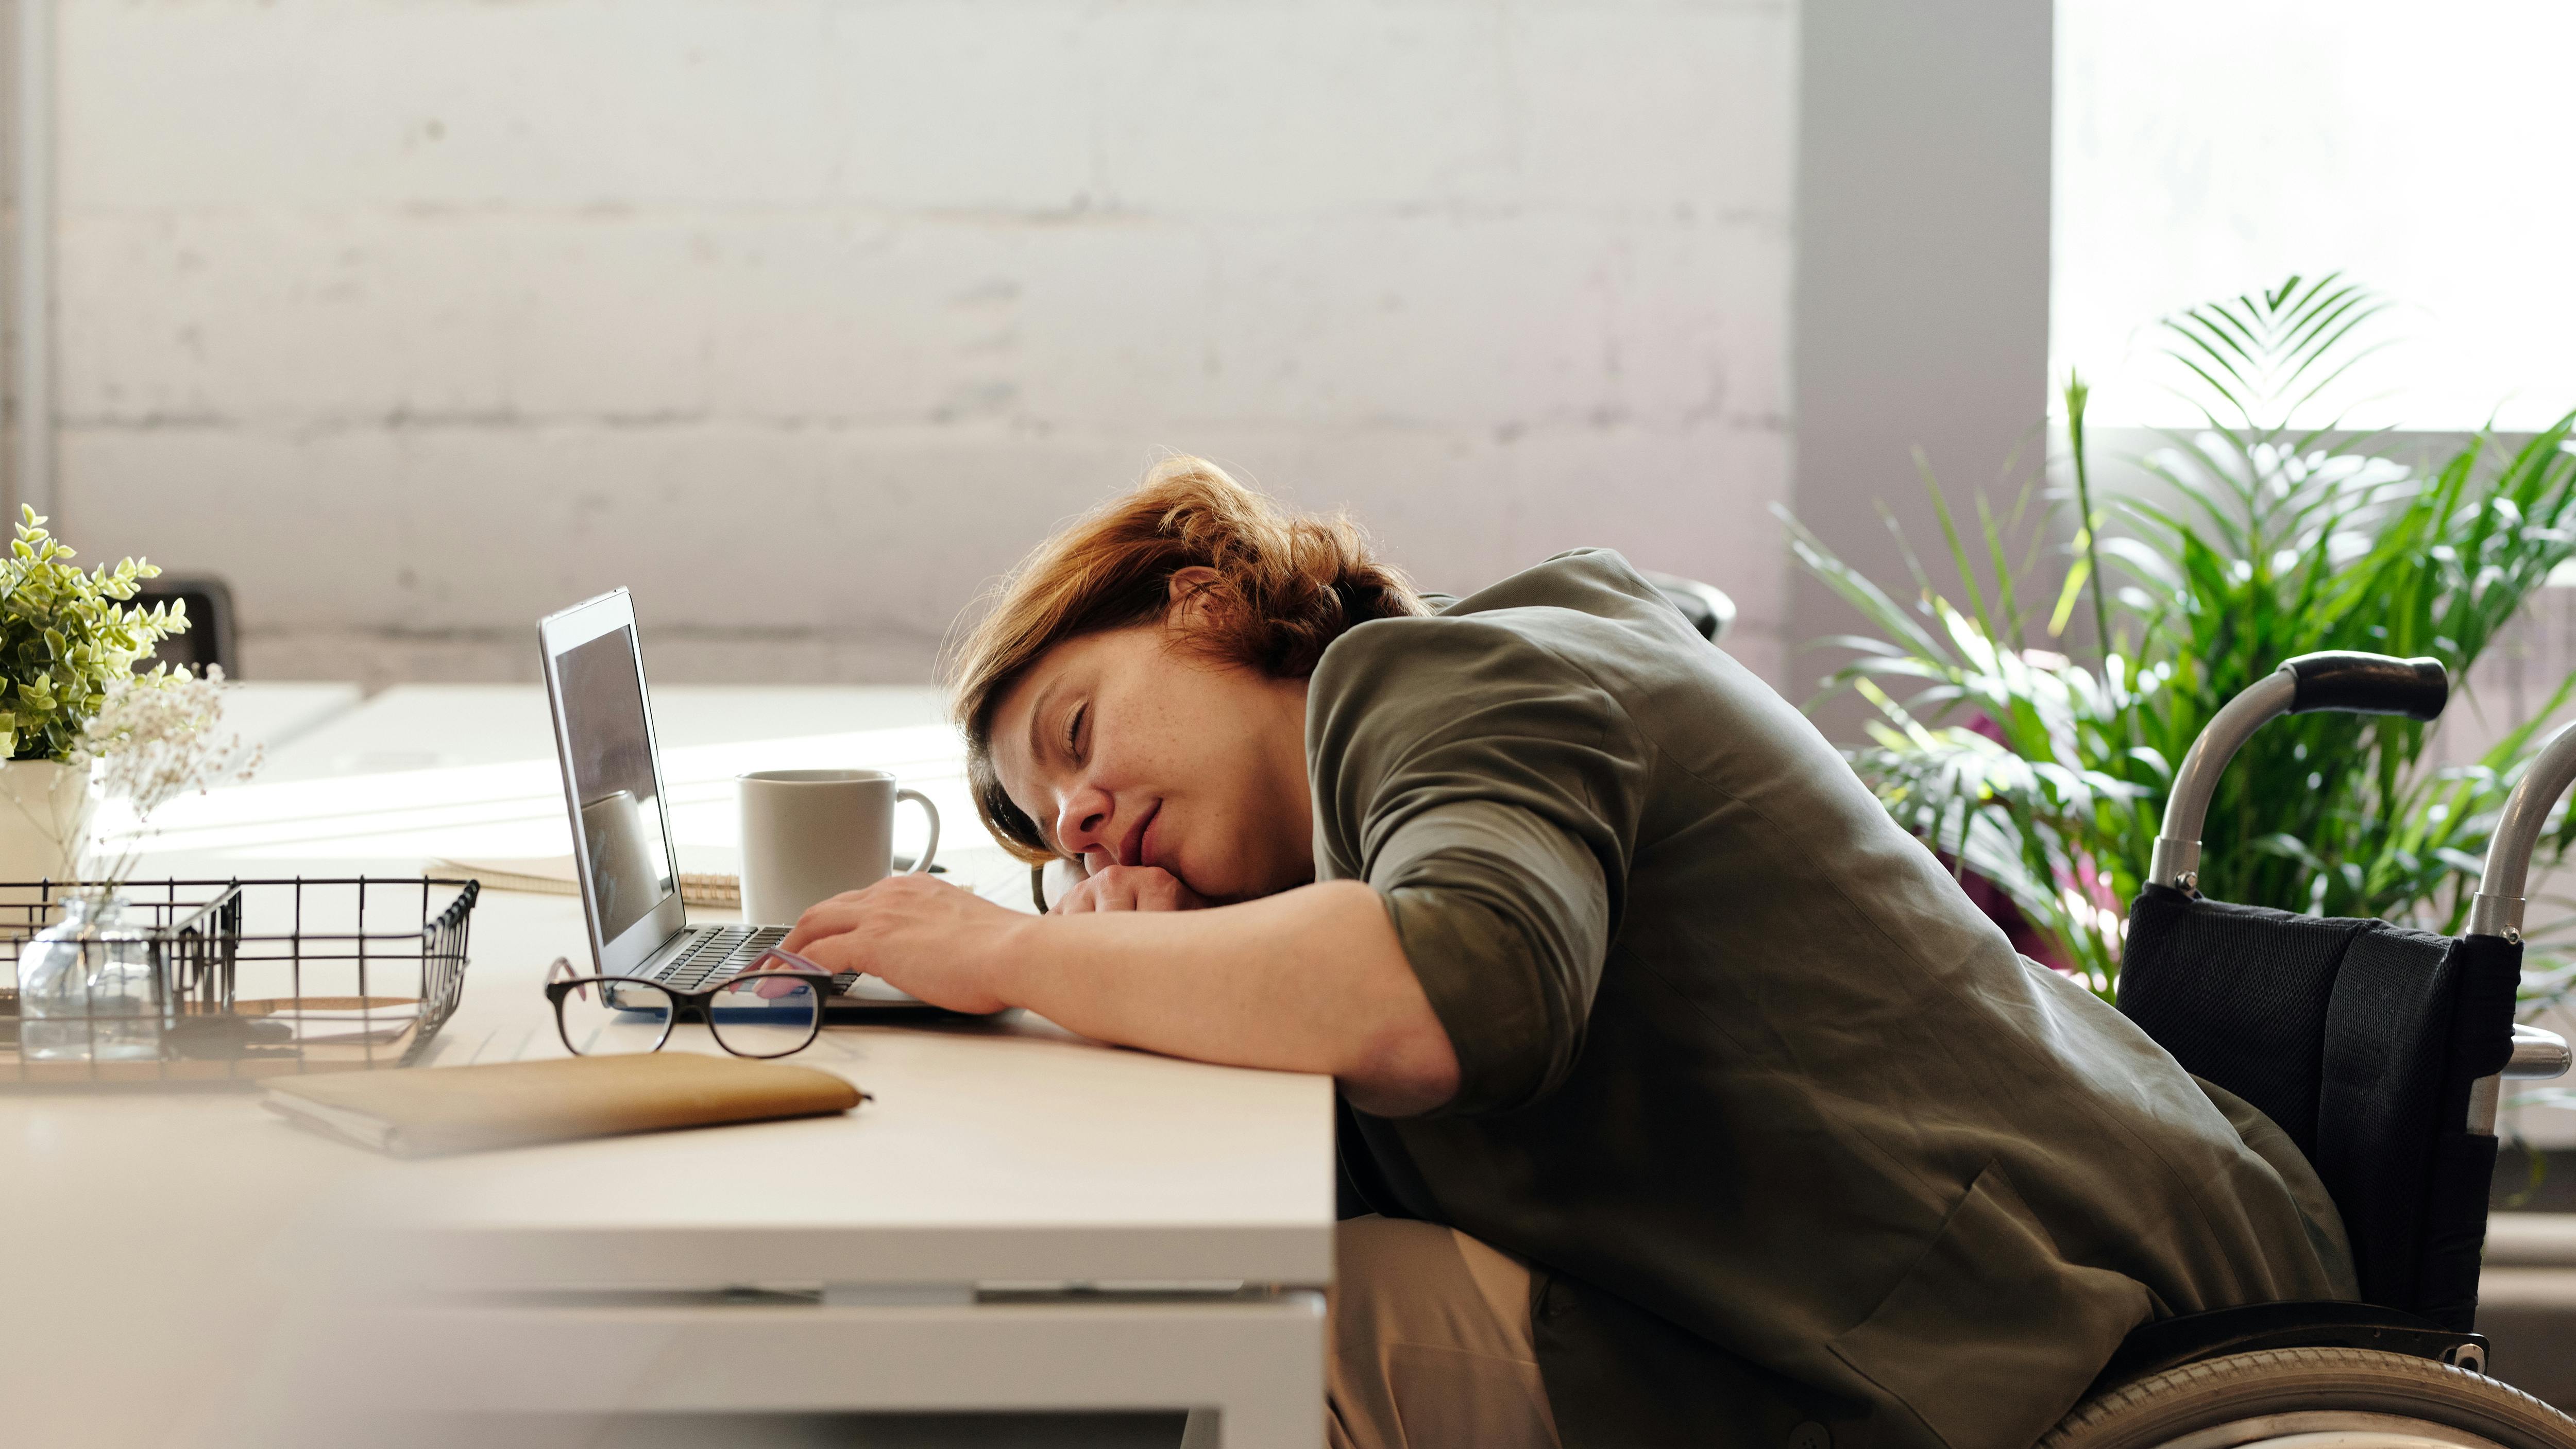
737,770,941,926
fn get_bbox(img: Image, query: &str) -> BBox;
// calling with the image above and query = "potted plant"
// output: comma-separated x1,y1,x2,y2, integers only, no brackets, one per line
0,506,187,885
1783,274,2576,1036
14,666,258,1062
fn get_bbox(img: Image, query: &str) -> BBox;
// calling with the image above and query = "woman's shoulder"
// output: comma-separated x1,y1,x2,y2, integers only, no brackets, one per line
1304,550,1725,821
1309,547,1853,817
1313,549,1697,704
1303,555,1675,880
1434,548,1677,624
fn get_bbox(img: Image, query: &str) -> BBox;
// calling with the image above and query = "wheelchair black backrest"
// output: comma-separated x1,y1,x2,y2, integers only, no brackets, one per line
2118,883,2522,1331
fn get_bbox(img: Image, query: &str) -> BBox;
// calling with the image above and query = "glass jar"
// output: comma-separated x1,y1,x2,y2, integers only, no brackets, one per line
17,894,164,1063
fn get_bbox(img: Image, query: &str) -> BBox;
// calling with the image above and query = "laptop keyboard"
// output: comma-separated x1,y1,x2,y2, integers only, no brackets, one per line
652,926,791,991
650,925,870,999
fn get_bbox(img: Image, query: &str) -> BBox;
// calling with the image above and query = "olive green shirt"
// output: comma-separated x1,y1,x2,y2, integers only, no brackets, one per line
1308,551,2357,1449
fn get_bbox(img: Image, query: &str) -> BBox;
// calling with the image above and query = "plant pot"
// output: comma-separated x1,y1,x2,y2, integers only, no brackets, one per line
0,759,94,887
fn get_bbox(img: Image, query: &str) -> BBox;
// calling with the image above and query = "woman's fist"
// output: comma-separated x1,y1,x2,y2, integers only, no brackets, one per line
1049,864,1208,914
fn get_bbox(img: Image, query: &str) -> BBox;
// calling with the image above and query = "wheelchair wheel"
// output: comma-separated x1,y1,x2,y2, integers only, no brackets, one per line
2041,1347,2576,1449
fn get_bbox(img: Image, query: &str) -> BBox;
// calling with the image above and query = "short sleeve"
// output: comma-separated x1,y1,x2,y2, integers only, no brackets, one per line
1308,616,1650,1115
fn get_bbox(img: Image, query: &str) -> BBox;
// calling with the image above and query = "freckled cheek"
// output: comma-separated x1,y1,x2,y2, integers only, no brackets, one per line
1093,730,1174,795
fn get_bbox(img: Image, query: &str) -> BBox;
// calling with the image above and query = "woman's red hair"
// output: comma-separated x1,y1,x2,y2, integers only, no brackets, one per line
946,456,1425,862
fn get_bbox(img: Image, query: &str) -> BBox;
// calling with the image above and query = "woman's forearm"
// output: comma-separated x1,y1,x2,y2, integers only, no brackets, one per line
991,879,1461,1116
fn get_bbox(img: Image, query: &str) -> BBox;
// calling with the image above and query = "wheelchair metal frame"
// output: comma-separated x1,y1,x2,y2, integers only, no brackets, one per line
2145,653,2574,1140
2065,650,2576,1444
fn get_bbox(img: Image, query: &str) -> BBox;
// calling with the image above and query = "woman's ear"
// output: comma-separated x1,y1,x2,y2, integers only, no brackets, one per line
1164,566,1228,630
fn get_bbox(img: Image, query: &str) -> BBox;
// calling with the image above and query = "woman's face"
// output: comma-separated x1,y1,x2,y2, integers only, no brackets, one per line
987,595,1316,903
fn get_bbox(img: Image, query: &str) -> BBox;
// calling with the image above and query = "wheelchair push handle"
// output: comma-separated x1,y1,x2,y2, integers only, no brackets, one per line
2463,725,2576,1132
2283,652,2449,721
2468,718,2576,941
2148,653,2449,893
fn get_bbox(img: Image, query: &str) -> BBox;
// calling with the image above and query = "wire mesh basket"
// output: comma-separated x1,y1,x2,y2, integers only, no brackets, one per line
0,877,478,1087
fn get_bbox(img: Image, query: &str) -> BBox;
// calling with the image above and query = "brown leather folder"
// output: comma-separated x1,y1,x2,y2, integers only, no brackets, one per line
262,1052,865,1157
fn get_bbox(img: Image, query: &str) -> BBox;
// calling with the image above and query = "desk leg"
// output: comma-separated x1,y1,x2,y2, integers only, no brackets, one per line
258,1292,1327,1449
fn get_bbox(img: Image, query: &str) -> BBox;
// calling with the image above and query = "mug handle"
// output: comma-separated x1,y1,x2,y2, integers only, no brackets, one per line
898,788,941,875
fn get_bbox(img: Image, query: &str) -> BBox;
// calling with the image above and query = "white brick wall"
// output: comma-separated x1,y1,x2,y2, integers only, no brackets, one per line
52,0,1797,688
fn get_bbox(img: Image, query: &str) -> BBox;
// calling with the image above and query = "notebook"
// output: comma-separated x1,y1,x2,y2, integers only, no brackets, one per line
262,1052,865,1157
432,854,743,909
431,852,940,910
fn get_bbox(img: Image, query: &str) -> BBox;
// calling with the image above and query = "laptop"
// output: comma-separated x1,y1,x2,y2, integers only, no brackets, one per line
538,589,931,1012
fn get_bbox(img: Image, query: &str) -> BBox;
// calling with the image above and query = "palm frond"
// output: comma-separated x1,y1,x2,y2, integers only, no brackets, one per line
1785,272,2576,1001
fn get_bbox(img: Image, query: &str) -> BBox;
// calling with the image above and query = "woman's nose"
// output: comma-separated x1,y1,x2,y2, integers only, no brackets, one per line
1057,786,1113,859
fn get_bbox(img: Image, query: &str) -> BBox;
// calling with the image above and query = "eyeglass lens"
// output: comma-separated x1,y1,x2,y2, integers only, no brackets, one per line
707,975,822,1058
556,977,676,1056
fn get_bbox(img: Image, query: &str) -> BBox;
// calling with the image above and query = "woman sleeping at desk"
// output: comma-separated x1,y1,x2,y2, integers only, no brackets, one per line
765,456,2356,1449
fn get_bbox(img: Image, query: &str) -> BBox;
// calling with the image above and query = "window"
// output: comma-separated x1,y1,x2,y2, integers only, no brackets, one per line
2053,1,2576,431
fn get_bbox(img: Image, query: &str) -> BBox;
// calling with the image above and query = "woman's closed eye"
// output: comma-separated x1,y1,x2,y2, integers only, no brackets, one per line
1064,702,1087,763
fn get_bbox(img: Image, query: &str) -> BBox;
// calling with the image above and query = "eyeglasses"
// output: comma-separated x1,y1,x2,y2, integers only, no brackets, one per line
544,950,833,1060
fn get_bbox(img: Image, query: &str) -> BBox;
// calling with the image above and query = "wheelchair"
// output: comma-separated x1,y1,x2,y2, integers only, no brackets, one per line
2044,652,2576,1449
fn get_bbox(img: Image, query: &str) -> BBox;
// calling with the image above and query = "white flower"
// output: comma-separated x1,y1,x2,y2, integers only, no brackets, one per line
67,667,262,888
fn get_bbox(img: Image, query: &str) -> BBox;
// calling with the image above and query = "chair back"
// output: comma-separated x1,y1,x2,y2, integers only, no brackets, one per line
2119,890,2520,1330
132,575,237,676
1639,571,1734,643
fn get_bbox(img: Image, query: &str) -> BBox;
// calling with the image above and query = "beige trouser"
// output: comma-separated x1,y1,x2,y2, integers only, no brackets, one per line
1328,1215,1563,1449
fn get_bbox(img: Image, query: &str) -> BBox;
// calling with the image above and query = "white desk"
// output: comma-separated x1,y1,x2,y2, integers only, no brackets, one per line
2,686,1334,1449
217,679,366,758
251,682,952,781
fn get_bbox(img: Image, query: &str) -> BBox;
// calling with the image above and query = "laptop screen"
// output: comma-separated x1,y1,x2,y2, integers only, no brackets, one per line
554,625,677,943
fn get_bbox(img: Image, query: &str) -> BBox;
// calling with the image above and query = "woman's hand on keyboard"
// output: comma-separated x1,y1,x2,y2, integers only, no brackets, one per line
776,875,1026,1015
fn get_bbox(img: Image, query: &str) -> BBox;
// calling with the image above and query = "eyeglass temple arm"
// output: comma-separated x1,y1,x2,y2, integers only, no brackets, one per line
544,956,586,1000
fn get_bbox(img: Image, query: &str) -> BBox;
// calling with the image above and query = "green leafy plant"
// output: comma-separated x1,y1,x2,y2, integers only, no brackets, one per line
0,507,188,762
1786,274,2576,1010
